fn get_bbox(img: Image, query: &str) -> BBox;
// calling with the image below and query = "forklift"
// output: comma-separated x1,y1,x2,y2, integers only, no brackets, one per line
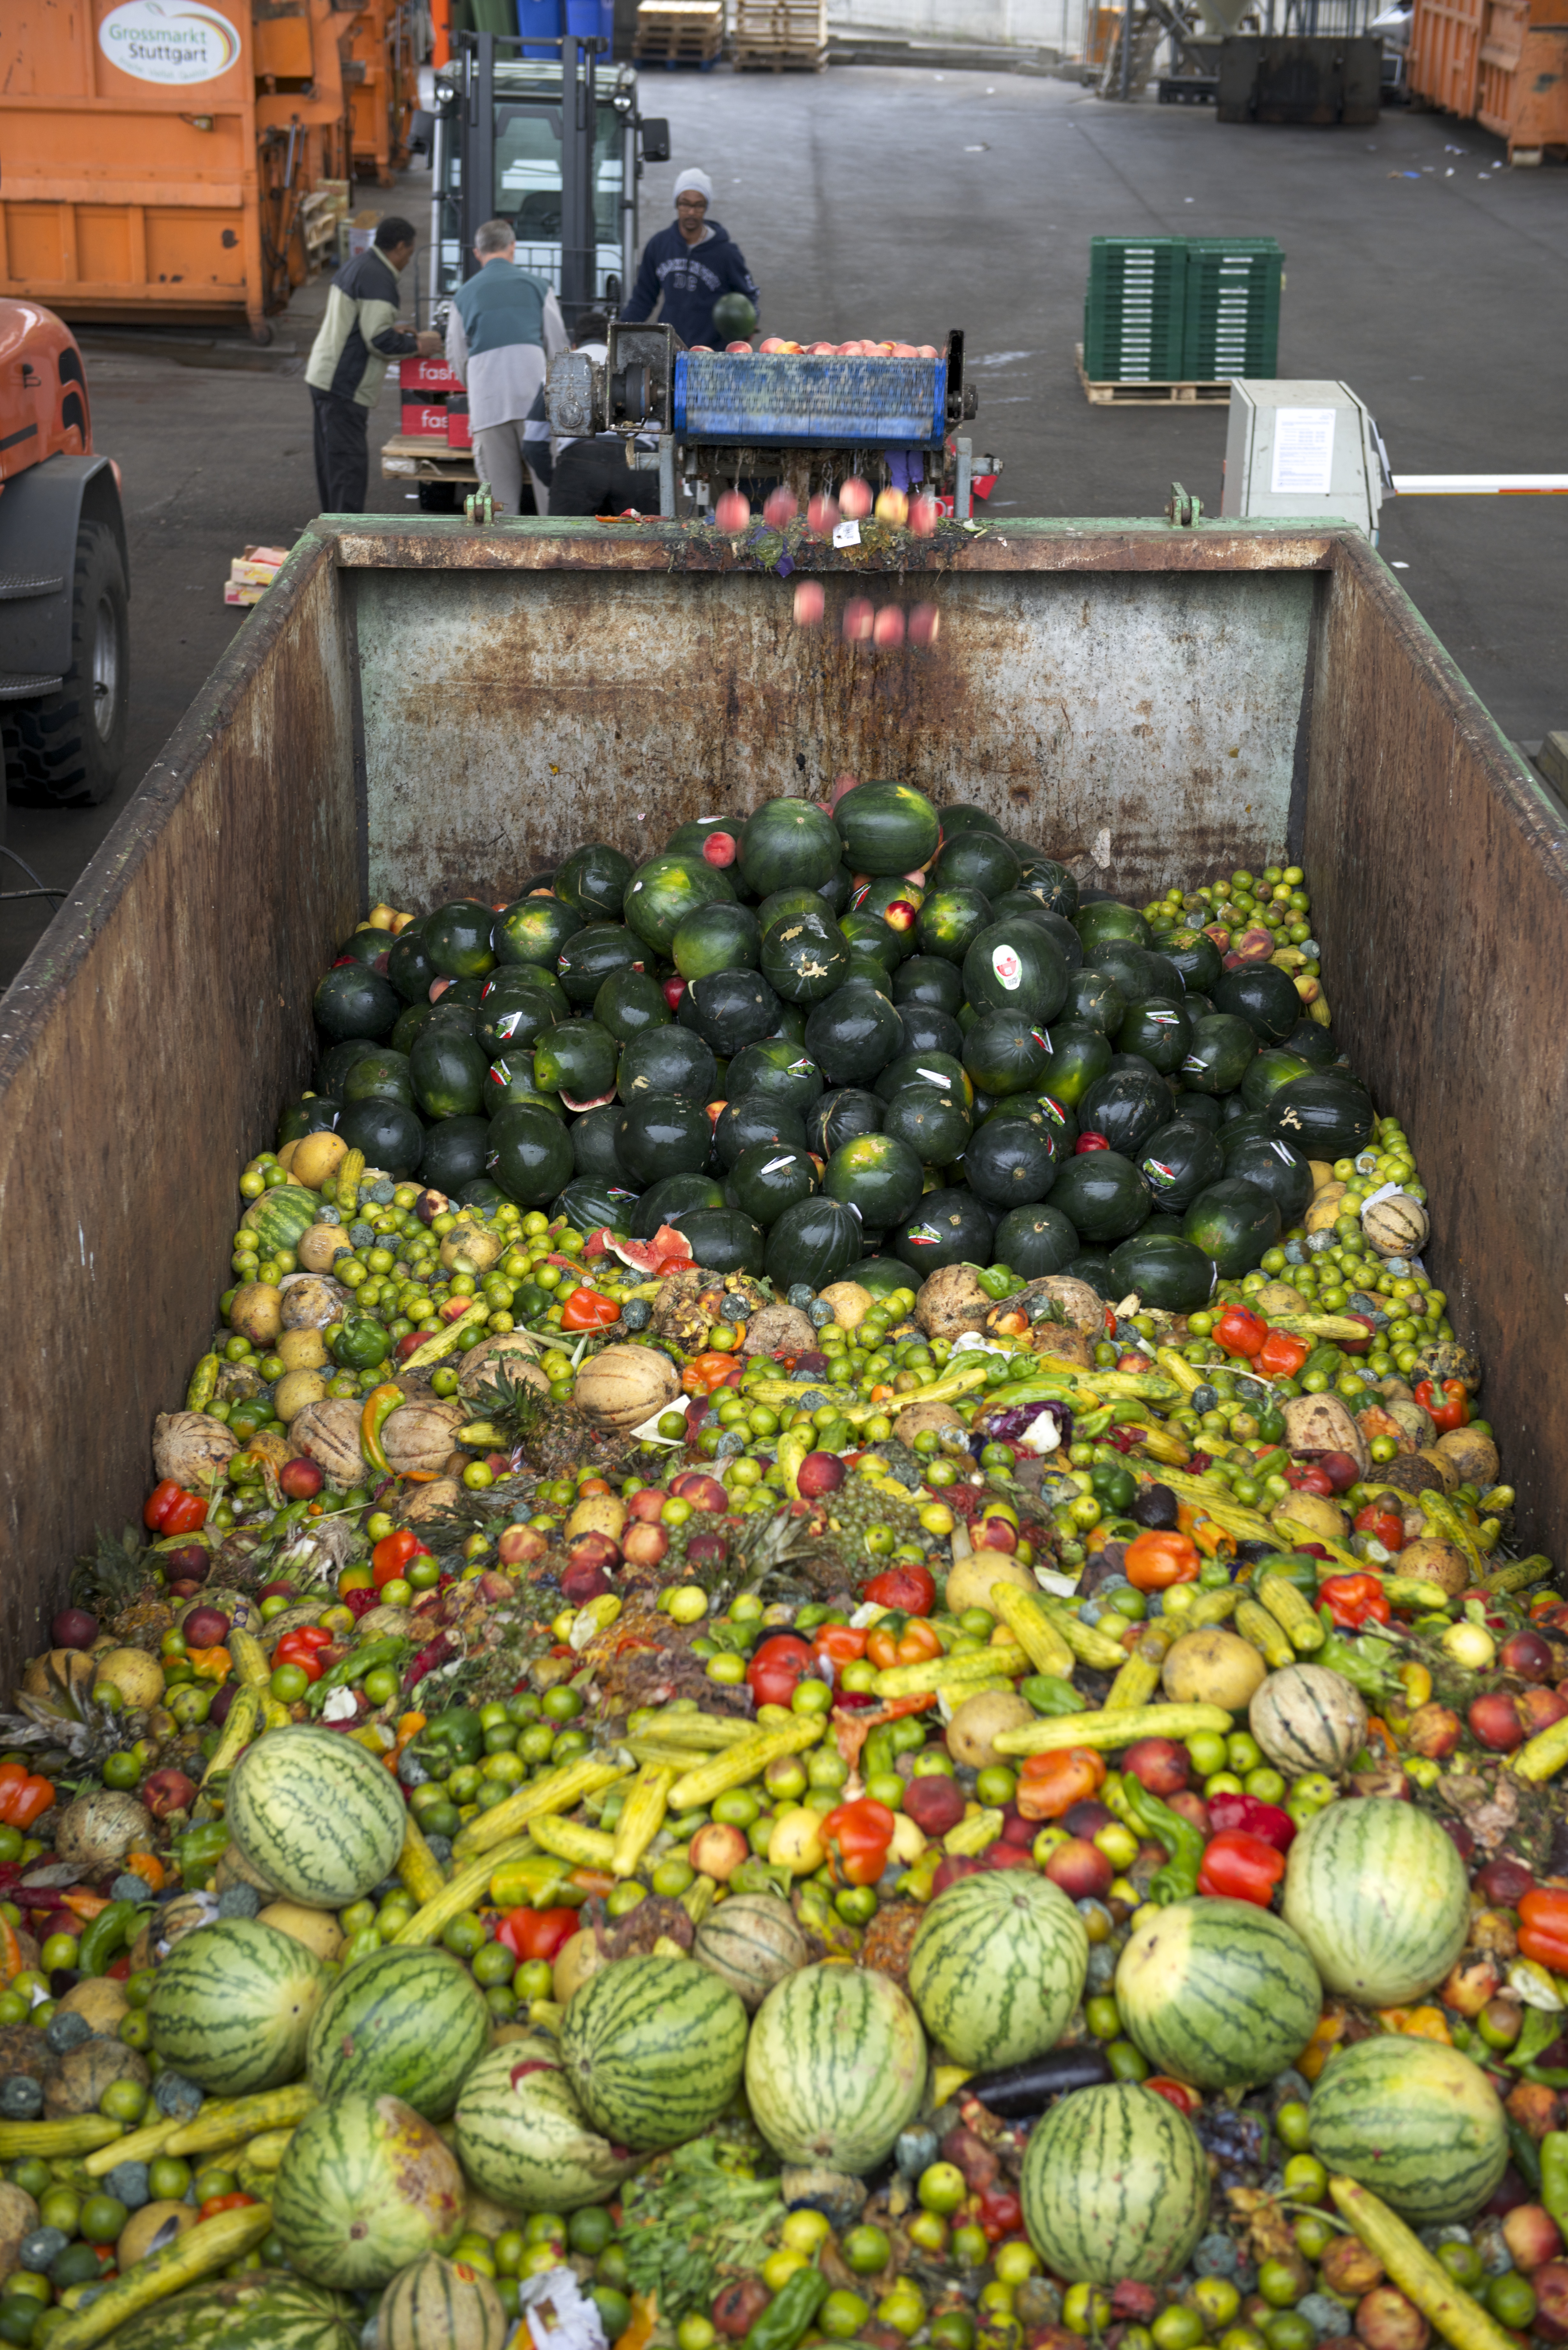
380,31,670,510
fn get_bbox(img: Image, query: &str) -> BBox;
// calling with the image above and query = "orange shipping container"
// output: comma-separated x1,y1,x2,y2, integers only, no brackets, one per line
0,0,355,340
1409,0,1568,161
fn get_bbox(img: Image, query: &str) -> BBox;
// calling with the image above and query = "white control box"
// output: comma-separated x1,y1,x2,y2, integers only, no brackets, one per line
1221,379,1388,541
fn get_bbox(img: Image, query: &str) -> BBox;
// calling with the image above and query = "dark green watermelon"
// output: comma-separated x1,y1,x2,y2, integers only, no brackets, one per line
554,923,644,1007
334,927,388,970
594,968,671,1044
809,1089,886,1157
418,1116,495,1194
1180,1013,1257,1095
1066,1250,1115,1299
410,1027,488,1119
671,1205,766,1276
532,1019,618,1106
681,970,782,1056
939,802,1005,837
342,1049,414,1110
1073,901,1150,959
1265,1074,1375,1159
458,1178,508,1215
1063,968,1127,1035
963,921,1070,1025
931,829,1021,901
1048,1149,1151,1244
833,781,941,876
483,1059,549,1116
961,1118,1060,1210
486,1104,575,1208
477,976,561,1058
1041,1021,1111,1107
760,908,852,1004
739,798,843,895
726,1143,821,1227
277,1095,340,1146
845,952,895,997
724,1037,824,1111
881,1084,970,1166
673,901,761,981
824,1134,924,1229
632,1174,726,1238
897,1004,966,1061
1076,1068,1172,1159
1118,996,1192,1075
840,908,910,969
963,1012,1053,1098
624,853,735,954
1224,1133,1315,1225
391,1002,441,1057
494,895,582,972
553,841,633,922
714,1096,809,1169
386,926,436,1004
424,901,497,981
1240,1049,1314,1115
616,1096,714,1185
1283,1017,1338,1070
314,965,400,1044
874,1048,969,1105
1170,1090,1223,1130
1213,961,1302,1043
803,982,903,1085
892,955,965,1015
1012,855,1079,918
850,875,924,935
855,1256,916,1299
572,1104,628,1182
916,887,994,965
992,1204,1078,1278
1158,928,1224,992
618,1027,717,1102
1138,1119,1226,1213
893,1186,996,1271
336,1097,423,1178
555,1177,642,1235
1108,1232,1215,1312
764,1197,863,1290
755,886,825,932
1183,1178,1283,1276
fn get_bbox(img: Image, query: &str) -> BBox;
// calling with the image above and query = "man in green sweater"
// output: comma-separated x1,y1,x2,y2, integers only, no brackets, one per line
305,216,441,513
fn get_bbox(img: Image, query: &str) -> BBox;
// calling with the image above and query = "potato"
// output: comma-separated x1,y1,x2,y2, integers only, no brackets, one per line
1417,1446,1462,1493
275,1369,329,1423
0,2180,38,2278
1434,1426,1501,1489
258,1900,344,1962
1395,1536,1471,1600
277,1327,329,1373
915,1264,991,1345
118,2202,197,2269
1162,1628,1267,1710
291,1131,348,1190
947,1690,1034,1771
890,1400,967,1445
56,1978,130,2034
944,1548,1036,1617
1281,1393,1368,1478
228,1281,283,1346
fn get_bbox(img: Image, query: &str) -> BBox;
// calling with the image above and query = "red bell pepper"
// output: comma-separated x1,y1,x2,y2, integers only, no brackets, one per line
1284,1462,1337,1498
1214,1305,1268,1360
745,1634,815,1709
1519,1890,1568,1975
1144,2077,1201,2118
1354,1502,1406,1552
1196,1827,1287,1906
0,1763,55,1829
1205,1790,1296,1852
976,2188,1024,2243
372,1529,420,1584
864,1565,937,1617
497,1906,580,1964
1256,1328,1310,1379
821,1797,897,1887
811,1624,869,1666
143,1479,208,1535
1415,1377,1471,1433
560,1287,620,1332
1318,1573,1391,1630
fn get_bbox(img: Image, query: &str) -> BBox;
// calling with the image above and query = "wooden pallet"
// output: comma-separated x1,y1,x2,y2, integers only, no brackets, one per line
1075,342,1233,406
633,0,724,60
732,0,826,66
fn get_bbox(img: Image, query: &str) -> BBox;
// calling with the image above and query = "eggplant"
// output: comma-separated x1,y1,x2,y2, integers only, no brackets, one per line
1130,1481,1179,1531
965,2042,1113,2119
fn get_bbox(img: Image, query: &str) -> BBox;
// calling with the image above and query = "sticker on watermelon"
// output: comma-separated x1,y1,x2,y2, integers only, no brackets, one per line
991,945,1023,990
1142,1159,1177,1188
1030,1028,1052,1052
904,1223,941,1247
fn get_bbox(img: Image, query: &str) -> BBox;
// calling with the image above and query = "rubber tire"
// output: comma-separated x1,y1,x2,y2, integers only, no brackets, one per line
3,519,130,809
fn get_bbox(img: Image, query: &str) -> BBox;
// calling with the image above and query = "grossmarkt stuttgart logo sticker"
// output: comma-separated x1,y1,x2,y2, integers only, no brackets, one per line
98,0,242,84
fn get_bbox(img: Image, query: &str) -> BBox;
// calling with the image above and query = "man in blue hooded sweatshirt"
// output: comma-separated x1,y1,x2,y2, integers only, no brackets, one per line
621,169,760,349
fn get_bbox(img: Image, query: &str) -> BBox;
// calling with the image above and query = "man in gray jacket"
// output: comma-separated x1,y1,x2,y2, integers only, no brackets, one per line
305,216,441,512
446,219,569,516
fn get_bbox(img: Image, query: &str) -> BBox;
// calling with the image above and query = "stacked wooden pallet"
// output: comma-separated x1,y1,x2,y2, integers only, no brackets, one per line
731,0,827,70
300,181,348,272
633,0,725,64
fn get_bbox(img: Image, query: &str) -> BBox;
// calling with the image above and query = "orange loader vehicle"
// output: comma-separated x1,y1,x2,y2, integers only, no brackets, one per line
0,301,129,809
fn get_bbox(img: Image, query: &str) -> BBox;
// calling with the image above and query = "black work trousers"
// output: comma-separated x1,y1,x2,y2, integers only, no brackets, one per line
311,388,370,514
548,436,664,518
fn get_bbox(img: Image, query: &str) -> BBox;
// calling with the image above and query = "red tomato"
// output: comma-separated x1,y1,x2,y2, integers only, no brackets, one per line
497,1906,580,1964
864,1565,937,1617
745,1633,814,1708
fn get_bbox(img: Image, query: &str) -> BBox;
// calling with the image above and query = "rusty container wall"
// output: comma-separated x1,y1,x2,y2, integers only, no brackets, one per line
2,517,1566,1702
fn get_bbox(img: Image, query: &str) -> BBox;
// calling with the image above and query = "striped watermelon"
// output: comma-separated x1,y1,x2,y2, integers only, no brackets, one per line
271,2091,465,2290
147,1918,329,2095
745,1963,926,2175
1282,1797,1469,2006
907,1872,1088,2071
1249,1664,1368,1778
1021,2081,1211,2286
1115,1899,1321,2090
306,1947,489,2121
692,1894,810,2012
378,2253,510,2350
561,1955,748,2151
454,2039,641,2212
1306,2036,1508,2224
228,1725,407,1910
107,2271,358,2350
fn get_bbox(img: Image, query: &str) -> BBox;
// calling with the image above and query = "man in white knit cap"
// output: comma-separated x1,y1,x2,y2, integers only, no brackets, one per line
621,166,760,348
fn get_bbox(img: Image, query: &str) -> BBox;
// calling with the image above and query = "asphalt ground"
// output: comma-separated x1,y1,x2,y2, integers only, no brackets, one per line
3,64,1564,989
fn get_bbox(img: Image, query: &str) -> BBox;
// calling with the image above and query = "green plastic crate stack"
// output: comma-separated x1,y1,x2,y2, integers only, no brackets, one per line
1082,235,1188,382
1181,237,1283,380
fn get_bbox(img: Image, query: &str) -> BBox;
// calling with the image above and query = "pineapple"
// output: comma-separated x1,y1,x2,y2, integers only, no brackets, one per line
72,1527,170,1648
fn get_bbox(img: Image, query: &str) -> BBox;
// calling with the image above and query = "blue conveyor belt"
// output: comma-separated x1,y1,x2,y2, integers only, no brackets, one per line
672,352,948,448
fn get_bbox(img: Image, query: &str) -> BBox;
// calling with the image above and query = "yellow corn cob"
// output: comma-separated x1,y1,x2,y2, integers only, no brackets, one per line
402,1298,489,1370
336,1147,366,1200
668,1720,824,1813
530,1815,617,1870
0,2118,122,2160
1124,1421,1191,1467
988,1586,1076,1678
643,1709,757,1749
84,2117,184,2177
163,2082,316,2157
1257,1572,1327,1653
397,1811,447,1906
1236,1597,1296,1670
1038,1598,1129,1671
47,2204,276,2350
873,1643,1029,1702
994,1702,1235,1758
200,1686,259,1786
1187,1587,1241,1628
392,1835,539,1946
1104,1651,1165,1710
611,1765,675,1880
228,1628,273,1690
451,1757,629,1861
1155,1348,1205,1396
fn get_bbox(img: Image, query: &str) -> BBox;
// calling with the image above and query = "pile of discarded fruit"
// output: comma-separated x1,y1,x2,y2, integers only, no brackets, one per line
2,780,1566,2350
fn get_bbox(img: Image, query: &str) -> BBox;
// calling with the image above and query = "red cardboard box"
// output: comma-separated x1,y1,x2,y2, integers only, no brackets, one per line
400,354,458,393
400,403,449,439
